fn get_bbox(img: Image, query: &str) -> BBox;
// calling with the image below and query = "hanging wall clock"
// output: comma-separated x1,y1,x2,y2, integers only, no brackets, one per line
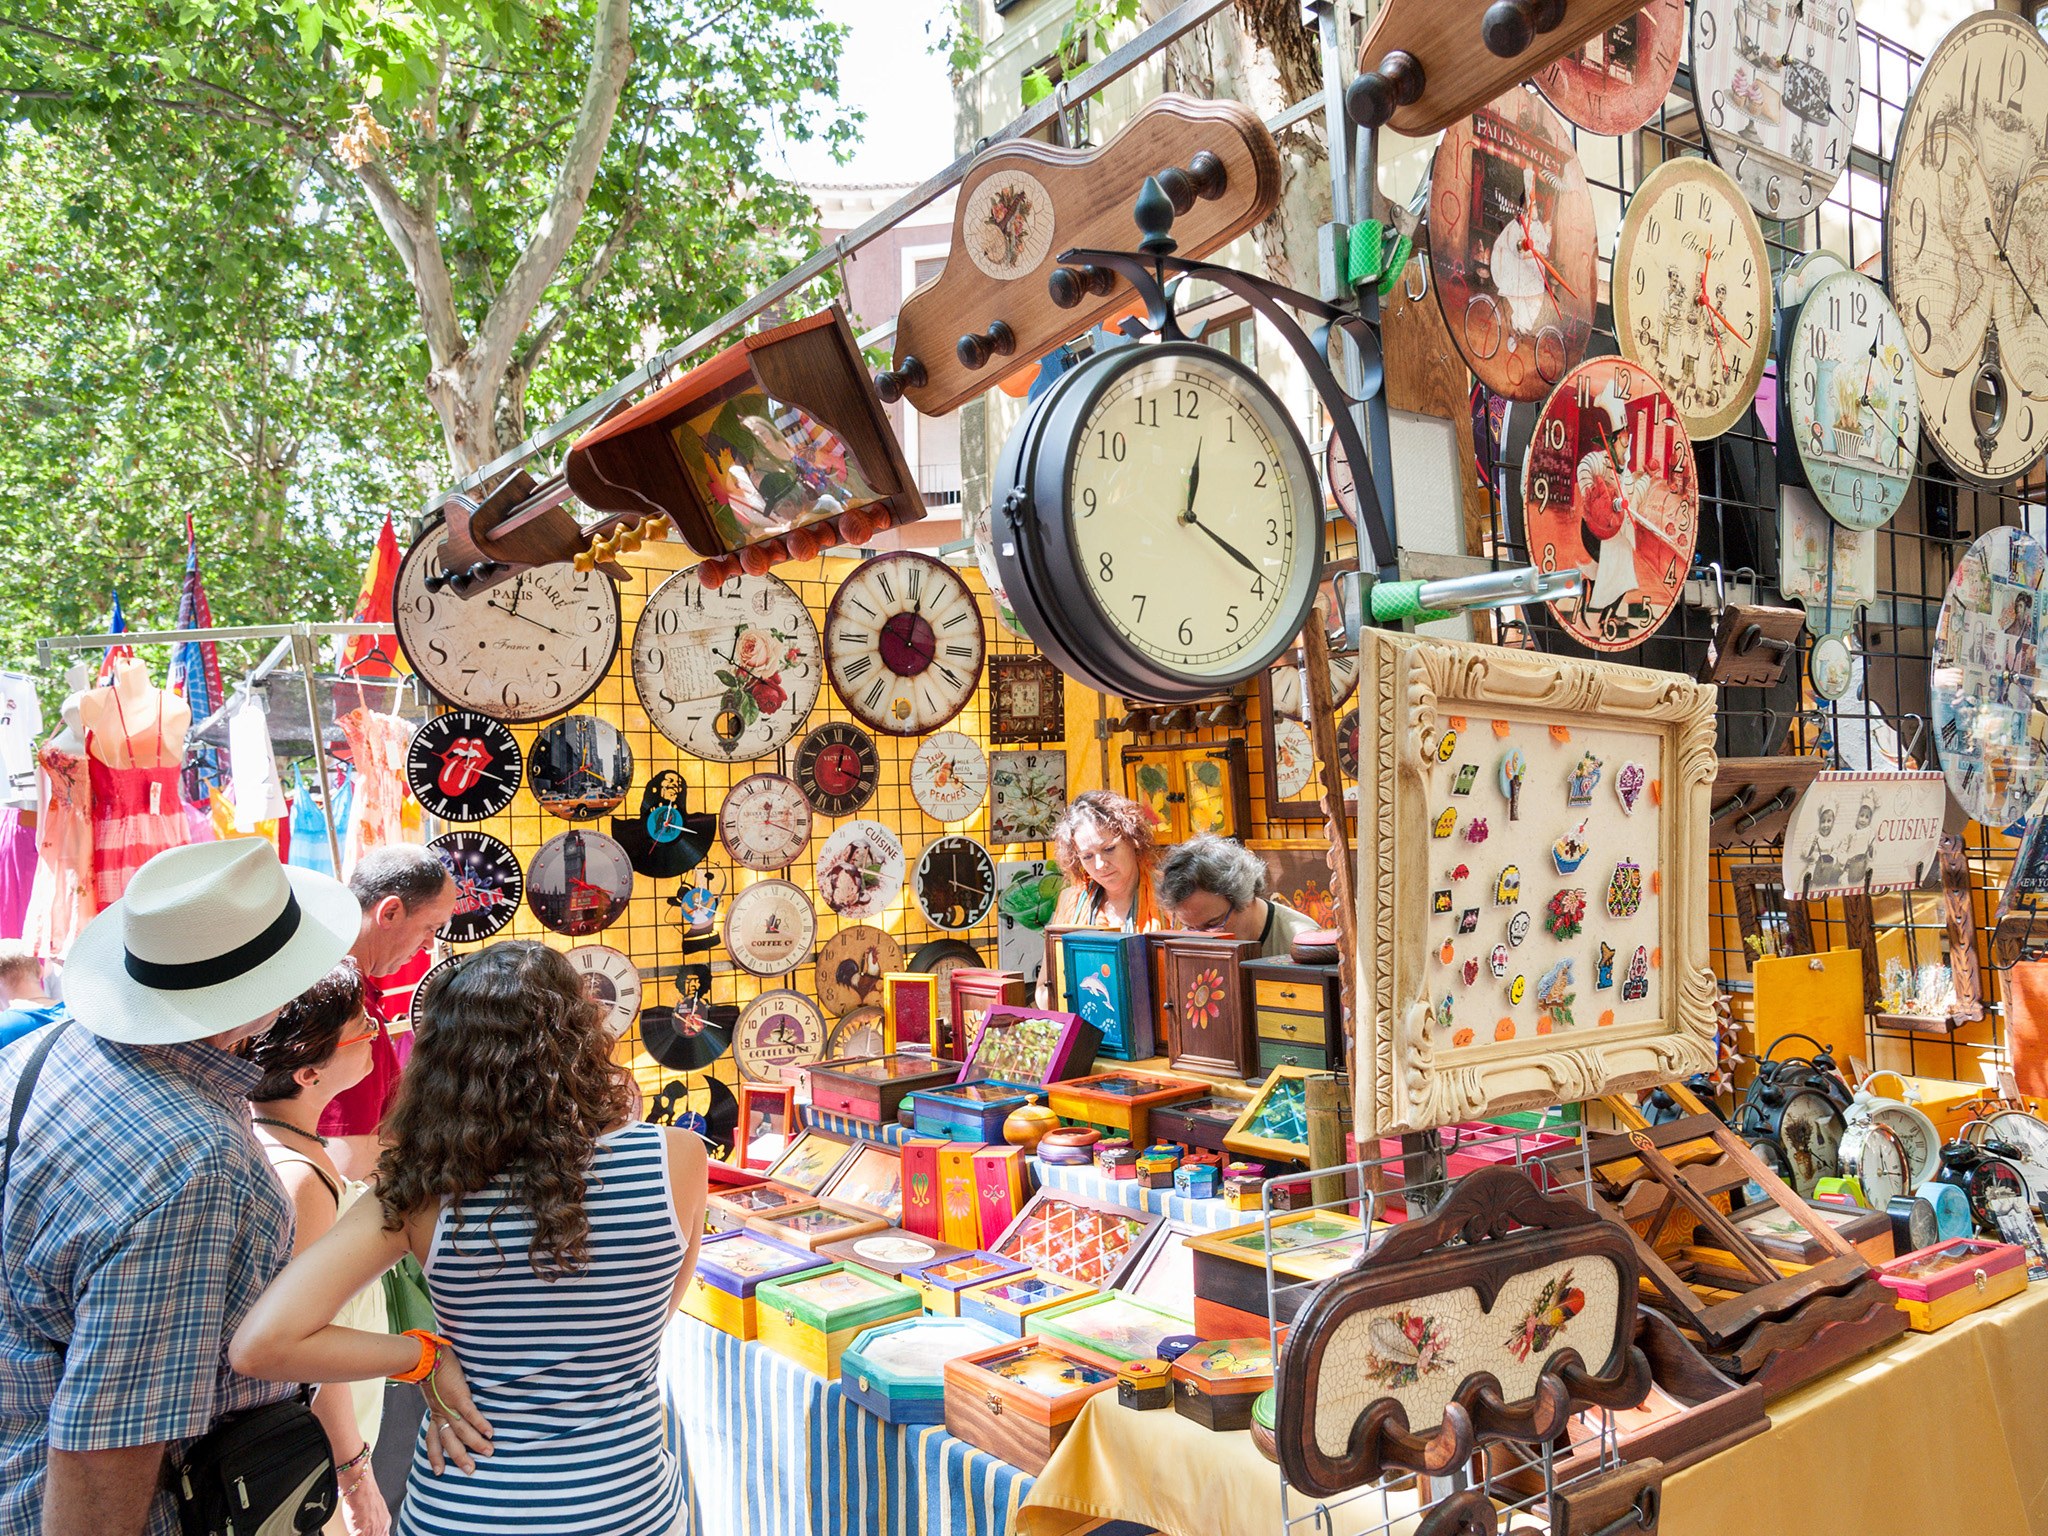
815,923,903,1016
408,954,462,1031
733,989,830,1082
1784,270,1920,530
527,713,633,822
1521,356,1700,651
1886,9,2048,486
989,338,1322,701
909,731,989,822
1267,649,1360,720
565,943,642,1037
1689,0,1858,220
393,527,620,723
1611,157,1773,441
527,829,634,937
405,711,523,822
718,773,813,871
987,655,1066,744
721,877,818,977
915,836,997,930
428,830,524,944
1427,89,1598,404
641,1001,733,1073
988,749,1068,844
816,819,906,919
1930,526,2048,829
1532,0,1685,136
825,1004,889,1061
632,568,822,762
794,721,881,817
824,551,986,735
610,771,716,881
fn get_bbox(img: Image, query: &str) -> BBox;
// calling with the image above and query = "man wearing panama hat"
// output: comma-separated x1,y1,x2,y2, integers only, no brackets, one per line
0,839,358,1536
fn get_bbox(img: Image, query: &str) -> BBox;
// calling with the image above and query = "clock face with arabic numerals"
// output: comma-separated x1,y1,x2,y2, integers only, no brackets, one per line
1786,271,1921,531
824,552,986,736
1522,357,1700,652
428,831,523,944
914,836,997,930
393,528,619,724
632,569,822,763
1612,157,1773,441
909,731,988,823
1689,0,1858,221
404,711,522,822
1886,9,2048,486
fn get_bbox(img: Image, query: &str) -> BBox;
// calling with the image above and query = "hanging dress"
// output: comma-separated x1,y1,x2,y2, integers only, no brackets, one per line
81,663,191,908
336,706,412,862
24,739,93,957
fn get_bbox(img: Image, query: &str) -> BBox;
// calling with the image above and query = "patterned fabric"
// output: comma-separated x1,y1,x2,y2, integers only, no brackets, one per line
25,744,93,958
336,708,413,864
168,517,226,807
400,1121,687,1536
663,1315,1036,1536
0,1028,293,1536
86,744,189,907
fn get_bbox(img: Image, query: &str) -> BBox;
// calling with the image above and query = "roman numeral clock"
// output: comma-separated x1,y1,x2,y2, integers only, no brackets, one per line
823,551,987,735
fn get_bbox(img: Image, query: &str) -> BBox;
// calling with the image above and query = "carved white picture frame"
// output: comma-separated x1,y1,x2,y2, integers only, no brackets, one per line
1357,631,1718,1137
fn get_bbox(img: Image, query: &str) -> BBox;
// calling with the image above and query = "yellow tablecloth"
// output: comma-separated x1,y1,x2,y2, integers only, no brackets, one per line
1017,1280,2048,1536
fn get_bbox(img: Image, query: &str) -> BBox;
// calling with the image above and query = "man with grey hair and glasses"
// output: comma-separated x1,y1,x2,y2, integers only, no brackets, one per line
1156,835,1321,958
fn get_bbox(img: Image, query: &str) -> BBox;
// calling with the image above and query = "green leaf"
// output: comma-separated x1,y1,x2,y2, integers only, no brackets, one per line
1020,66,1054,107
297,6,323,53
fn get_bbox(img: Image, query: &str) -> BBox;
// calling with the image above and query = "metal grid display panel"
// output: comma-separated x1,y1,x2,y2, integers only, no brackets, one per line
1461,30,2035,1083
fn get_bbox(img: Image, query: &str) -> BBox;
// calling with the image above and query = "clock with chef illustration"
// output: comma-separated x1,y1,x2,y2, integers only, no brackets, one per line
405,711,523,822
1522,357,1700,651
718,774,813,871
824,551,986,735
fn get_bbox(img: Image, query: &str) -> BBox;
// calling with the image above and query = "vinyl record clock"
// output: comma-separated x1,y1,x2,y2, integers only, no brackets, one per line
794,722,880,817
721,878,818,978
428,831,523,944
632,568,822,762
733,989,830,1082
1427,89,1599,403
405,711,522,822
915,836,997,930
393,527,619,723
718,773,813,871
1689,0,1858,220
824,551,986,735
989,338,1322,701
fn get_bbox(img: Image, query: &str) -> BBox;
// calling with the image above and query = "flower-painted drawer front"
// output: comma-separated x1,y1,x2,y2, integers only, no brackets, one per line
1159,937,1256,1078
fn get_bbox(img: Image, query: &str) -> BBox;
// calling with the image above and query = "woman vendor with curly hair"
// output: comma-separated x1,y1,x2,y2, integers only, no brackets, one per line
1036,790,1171,1003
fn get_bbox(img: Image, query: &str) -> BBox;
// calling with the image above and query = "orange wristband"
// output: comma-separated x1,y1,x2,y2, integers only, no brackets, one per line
390,1329,452,1384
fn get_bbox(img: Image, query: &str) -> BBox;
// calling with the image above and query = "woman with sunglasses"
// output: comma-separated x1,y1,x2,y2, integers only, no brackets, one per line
243,959,392,1536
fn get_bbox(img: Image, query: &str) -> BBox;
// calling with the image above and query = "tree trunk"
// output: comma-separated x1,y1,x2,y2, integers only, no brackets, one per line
423,362,501,478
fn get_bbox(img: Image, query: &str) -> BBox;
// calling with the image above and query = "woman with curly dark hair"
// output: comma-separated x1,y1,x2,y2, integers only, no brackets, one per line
233,940,707,1536
1036,790,1172,1005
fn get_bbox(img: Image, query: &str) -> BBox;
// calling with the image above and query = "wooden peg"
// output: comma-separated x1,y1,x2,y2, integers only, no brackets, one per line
874,355,927,402
1348,51,1426,129
1048,263,1118,309
1152,149,1228,214
955,320,1016,372
1481,0,1567,58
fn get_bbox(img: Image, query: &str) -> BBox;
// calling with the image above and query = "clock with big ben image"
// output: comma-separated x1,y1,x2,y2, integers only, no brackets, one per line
1885,9,2048,486
1612,158,1773,440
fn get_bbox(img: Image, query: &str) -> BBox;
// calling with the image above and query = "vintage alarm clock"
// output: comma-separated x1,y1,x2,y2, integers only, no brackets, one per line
1885,1193,1943,1255
1959,1107,2048,1198
1849,1091,1941,1187
1913,1178,1978,1244
1931,1141,2032,1233
1835,1112,1911,1211
1642,1074,1725,1127
1735,1071,1846,1200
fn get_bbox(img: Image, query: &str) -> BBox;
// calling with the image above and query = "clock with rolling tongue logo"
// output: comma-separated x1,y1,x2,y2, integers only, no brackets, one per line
404,711,522,822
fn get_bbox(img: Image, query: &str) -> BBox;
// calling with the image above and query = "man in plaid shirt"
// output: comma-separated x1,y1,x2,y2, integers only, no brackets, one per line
0,840,358,1536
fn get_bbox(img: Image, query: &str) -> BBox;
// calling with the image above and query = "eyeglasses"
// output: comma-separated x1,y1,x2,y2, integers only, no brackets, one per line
336,1014,378,1049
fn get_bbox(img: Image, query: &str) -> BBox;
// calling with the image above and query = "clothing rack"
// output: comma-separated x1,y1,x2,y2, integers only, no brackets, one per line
35,622,396,872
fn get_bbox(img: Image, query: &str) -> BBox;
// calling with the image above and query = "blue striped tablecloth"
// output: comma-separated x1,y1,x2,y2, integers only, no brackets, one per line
801,1104,911,1147
1029,1159,1245,1230
663,1313,1036,1536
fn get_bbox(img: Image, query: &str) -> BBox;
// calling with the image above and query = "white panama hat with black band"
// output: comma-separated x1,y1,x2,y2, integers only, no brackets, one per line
63,839,360,1045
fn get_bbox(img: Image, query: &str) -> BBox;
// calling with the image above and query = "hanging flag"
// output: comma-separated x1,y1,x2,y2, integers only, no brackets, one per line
339,514,407,678
170,516,227,803
96,589,132,685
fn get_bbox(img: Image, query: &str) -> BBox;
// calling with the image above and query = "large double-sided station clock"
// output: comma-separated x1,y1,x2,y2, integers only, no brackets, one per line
394,529,620,723
991,338,1322,702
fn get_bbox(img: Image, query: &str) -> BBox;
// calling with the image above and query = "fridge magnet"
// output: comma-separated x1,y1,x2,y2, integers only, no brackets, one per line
1432,890,1453,914
1595,942,1615,990
1466,818,1490,844
1499,750,1528,819
1622,946,1650,1001
1436,729,1459,761
1438,940,1456,965
1545,890,1586,941
1551,821,1589,875
1507,975,1526,1004
1458,908,1479,935
1566,751,1603,806
1489,944,1509,978
1494,866,1522,905
1453,764,1479,795
1450,863,1470,882
1607,859,1643,918
1615,762,1646,814
1464,960,1484,987
1535,960,1575,1028
1508,911,1532,946
1433,808,1458,838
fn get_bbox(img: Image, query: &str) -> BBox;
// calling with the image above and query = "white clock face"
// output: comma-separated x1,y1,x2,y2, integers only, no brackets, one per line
909,731,988,822
722,878,818,977
1786,272,1920,530
719,774,812,871
1612,157,1773,440
989,749,1067,844
1066,349,1316,684
733,989,828,1081
1690,0,1858,220
1268,653,1359,721
1272,718,1316,801
1846,1122,1909,1208
824,552,986,735
565,944,641,1037
1874,1102,1940,1184
394,530,620,723
632,569,821,762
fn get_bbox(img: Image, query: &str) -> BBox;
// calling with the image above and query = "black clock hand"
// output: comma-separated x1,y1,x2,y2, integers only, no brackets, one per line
1184,511,1263,578
1987,216,2048,325
1183,443,1202,521
485,597,578,639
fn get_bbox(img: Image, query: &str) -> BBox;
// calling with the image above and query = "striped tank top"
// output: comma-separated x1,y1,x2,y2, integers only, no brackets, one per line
399,1121,686,1536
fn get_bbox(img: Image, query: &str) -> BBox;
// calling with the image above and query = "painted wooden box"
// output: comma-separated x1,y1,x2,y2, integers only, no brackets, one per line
883,972,939,1055
1877,1237,2029,1331
808,1053,963,1123
681,1230,824,1340
1170,1337,1273,1431
746,1199,891,1254
840,1315,1010,1425
973,1145,1030,1244
1156,933,1259,1078
949,970,1033,1065
1730,1200,1896,1266
908,1250,1031,1317
1223,1065,1319,1164
754,1262,923,1377
815,1228,968,1280
814,1140,905,1223
1051,928,1157,1061
1045,1069,1210,1146
959,1270,1099,1337
706,1180,813,1234
990,1188,1163,1291
942,1336,1121,1474
909,1080,1040,1143
763,1127,860,1197
899,1138,946,1239
1150,1093,1253,1155
963,1005,1101,1092
1242,957,1344,1072
1032,1291,1195,1364
1188,1211,1378,1332
939,1143,983,1250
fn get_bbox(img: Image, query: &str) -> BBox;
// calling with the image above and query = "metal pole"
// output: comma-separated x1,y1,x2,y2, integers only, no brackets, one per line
291,626,346,875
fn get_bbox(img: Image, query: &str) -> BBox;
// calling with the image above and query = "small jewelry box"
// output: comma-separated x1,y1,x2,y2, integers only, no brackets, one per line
1170,1337,1274,1431
1877,1236,2028,1331
840,1315,1009,1425
908,1250,1031,1316
958,1269,1098,1337
682,1230,823,1340
942,1336,1120,1474
1117,1357,1173,1410
753,1262,922,1377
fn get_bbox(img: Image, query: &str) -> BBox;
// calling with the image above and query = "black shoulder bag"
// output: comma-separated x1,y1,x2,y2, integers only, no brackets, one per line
2,1022,338,1536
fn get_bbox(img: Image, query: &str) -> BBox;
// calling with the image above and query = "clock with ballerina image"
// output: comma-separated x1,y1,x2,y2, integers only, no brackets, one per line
1522,357,1700,651
1428,88,1598,403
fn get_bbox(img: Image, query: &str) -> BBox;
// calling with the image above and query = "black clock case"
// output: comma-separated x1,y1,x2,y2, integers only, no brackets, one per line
990,338,1322,703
